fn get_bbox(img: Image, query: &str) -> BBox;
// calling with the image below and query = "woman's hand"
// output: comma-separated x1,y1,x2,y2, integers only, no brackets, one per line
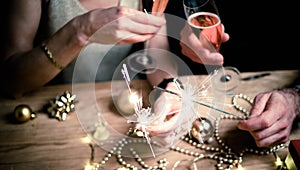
179,22,229,65
136,82,187,147
83,6,166,44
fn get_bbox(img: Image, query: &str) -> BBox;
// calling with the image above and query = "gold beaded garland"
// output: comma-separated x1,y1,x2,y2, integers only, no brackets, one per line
91,93,287,170
87,136,169,170
170,93,287,169
232,93,254,117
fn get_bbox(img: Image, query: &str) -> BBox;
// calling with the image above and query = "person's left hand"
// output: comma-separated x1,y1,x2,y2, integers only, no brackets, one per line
179,22,229,65
237,89,299,147
135,82,185,147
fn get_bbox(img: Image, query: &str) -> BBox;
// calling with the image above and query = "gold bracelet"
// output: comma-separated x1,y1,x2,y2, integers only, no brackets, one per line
41,42,64,70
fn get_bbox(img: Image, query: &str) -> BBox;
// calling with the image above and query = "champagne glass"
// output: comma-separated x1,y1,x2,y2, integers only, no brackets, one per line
127,41,157,74
127,0,169,74
212,66,241,93
183,0,222,51
212,66,271,93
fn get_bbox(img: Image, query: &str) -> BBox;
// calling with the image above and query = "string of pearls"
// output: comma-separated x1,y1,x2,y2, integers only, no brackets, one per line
170,93,287,170
87,130,169,170
231,93,254,117
88,93,287,170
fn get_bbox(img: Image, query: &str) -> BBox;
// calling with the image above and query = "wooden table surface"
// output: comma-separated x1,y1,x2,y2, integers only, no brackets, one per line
0,70,299,170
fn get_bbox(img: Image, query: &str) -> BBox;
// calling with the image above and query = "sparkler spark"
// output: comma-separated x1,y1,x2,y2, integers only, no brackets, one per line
121,64,156,157
153,82,232,115
153,72,234,143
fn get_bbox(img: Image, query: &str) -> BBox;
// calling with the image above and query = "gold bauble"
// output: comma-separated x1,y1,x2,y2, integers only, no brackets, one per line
13,104,35,123
116,90,137,115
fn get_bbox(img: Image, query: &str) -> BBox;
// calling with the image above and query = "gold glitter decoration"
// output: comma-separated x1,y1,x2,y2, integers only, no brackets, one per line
45,91,77,121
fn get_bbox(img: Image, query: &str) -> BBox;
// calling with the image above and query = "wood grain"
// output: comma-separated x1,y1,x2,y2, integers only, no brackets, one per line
0,70,299,170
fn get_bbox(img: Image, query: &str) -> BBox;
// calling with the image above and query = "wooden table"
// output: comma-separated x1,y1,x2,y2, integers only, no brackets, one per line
0,70,299,170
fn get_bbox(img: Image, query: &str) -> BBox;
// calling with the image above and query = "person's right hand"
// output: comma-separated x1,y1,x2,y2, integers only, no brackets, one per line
84,6,166,44
179,22,229,65
237,89,300,147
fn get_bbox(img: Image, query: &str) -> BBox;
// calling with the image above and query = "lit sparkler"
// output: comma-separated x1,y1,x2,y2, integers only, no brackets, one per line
152,73,233,143
121,64,156,157
153,74,232,116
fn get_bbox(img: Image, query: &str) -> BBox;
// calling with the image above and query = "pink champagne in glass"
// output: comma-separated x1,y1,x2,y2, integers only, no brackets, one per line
183,0,222,51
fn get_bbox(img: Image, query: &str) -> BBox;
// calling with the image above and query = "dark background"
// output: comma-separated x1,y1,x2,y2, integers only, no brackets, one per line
1,0,298,76
165,0,299,74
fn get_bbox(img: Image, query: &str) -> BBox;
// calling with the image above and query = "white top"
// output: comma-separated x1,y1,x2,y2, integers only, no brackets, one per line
47,0,139,83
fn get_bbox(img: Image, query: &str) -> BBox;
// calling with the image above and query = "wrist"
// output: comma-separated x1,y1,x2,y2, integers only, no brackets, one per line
157,78,184,90
293,86,300,119
279,87,300,119
154,78,184,99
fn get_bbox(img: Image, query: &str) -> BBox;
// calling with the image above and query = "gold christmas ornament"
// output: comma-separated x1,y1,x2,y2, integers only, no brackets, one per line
116,89,138,116
13,104,36,123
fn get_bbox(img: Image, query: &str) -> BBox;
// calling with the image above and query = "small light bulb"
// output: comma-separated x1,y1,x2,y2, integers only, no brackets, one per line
129,92,139,105
275,156,283,167
81,136,92,144
84,163,94,170
237,164,244,170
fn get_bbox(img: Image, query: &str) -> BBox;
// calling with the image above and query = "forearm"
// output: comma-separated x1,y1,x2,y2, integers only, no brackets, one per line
146,17,178,86
0,21,88,99
146,51,178,87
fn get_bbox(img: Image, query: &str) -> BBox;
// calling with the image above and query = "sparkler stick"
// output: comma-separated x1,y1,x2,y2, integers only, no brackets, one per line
152,0,169,13
153,86,232,115
121,64,132,93
190,98,231,115
121,64,156,158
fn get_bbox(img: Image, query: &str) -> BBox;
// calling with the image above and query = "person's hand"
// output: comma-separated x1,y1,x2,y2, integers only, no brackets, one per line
135,82,186,147
179,22,229,65
85,6,166,44
237,89,300,147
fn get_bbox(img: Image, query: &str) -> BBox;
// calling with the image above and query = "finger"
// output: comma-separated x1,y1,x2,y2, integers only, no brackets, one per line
237,93,286,132
118,18,162,35
250,117,286,139
128,13,166,29
237,114,264,131
147,111,180,135
251,127,290,147
249,93,272,117
237,110,273,131
118,7,166,27
199,52,224,65
117,34,154,44
180,41,223,65
114,9,165,37
220,24,230,42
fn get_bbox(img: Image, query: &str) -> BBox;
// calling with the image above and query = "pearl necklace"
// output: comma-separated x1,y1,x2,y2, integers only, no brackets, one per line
89,93,287,170
88,129,169,170
232,93,254,117
170,93,286,170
